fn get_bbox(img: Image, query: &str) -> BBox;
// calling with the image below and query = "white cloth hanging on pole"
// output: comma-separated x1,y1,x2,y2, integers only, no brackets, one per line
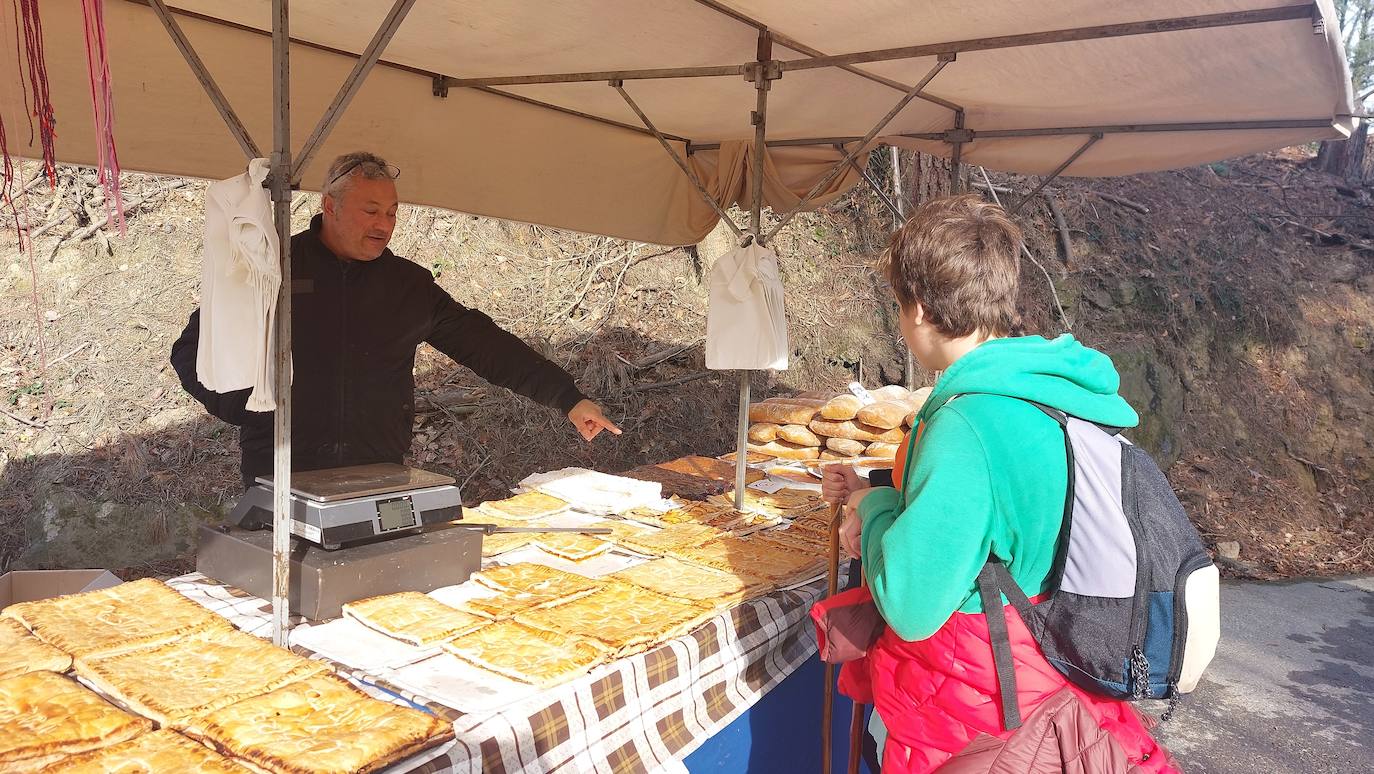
705,242,788,371
197,157,282,410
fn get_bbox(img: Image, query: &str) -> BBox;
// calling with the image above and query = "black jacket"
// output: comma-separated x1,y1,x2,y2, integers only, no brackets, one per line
171,215,585,485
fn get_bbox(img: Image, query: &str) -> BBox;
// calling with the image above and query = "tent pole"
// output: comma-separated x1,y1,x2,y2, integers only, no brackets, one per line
440,6,1311,88
611,83,745,241
949,110,966,193
269,0,293,648
146,0,261,159
735,29,774,510
764,56,953,244
890,146,915,390
292,0,417,183
1009,134,1102,215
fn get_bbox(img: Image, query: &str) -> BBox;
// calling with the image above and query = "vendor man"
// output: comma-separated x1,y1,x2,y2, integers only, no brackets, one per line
170,151,619,486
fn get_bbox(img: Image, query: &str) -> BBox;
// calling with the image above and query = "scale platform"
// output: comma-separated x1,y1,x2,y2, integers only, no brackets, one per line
229,463,463,549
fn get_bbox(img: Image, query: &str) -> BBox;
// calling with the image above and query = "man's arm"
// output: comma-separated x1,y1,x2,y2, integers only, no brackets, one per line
424,286,587,414
169,309,273,429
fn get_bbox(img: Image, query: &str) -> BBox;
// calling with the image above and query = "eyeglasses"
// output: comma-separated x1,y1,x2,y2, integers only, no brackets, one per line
326,159,401,188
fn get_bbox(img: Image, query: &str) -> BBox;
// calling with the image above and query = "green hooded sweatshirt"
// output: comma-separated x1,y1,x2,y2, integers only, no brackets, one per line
857,334,1139,641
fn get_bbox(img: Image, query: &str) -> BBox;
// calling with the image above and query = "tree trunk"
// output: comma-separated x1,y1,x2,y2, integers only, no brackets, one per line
1314,120,1372,182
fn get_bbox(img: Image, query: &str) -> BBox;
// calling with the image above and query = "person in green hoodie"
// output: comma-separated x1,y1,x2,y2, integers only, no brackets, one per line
831,194,1176,773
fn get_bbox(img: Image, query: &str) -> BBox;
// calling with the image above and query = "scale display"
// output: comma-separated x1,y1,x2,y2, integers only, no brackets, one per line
376,496,418,531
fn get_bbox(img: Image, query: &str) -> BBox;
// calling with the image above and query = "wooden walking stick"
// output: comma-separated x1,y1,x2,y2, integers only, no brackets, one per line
821,500,844,774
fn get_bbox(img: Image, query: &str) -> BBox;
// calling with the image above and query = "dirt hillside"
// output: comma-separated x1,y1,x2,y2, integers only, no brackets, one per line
1,147,1370,579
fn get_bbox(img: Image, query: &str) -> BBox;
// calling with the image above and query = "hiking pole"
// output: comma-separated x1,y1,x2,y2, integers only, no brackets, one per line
822,500,844,774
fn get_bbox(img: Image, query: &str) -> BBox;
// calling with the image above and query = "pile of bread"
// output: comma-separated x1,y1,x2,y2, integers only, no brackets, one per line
747,385,931,461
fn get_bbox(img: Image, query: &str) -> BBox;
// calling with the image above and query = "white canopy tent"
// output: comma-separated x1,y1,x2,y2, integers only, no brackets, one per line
5,0,1355,645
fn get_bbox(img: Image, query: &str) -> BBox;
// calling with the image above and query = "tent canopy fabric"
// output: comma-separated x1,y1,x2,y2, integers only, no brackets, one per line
5,0,1356,245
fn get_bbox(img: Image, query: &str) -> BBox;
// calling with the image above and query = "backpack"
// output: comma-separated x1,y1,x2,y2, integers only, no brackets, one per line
976,401,1221,730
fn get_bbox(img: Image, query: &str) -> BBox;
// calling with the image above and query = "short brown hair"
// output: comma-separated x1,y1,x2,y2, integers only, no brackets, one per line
880,193,1023,337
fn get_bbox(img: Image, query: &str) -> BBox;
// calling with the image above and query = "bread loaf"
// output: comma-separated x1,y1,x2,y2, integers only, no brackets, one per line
777,424,823,447
866,442,900,458
903,409,917,428
824,437,867,457
748,440,821,460
870,385,910,403
748,423,780,443
855,400,909,430
765,397,827,407
808,418,905,443
819,449,852,461
821,394,862,420
748,401,822,425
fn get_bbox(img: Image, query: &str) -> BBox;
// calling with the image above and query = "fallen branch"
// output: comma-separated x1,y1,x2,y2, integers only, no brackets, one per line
971,180,1015,196
1092,191,1150,214
627,371,712,393
628,338,704,369
72,180,192,241
0,406,44,429
1273,218,1374,252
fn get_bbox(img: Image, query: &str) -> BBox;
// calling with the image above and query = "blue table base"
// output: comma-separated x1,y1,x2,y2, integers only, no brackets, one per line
684,655,876,774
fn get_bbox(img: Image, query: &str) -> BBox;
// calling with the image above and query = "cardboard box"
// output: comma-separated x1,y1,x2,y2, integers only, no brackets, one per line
0,569,123,609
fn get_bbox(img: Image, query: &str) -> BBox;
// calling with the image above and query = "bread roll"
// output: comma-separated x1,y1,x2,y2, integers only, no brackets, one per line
909,386,933,408
870,385,910,403
748,423,780,443
856,400,909,430
748,440,821,460
809,418,905,443
777,424,823,447
748,401,822,425
903,409,918,428
866,442,900,458
824,437,867,457
821,394,862,421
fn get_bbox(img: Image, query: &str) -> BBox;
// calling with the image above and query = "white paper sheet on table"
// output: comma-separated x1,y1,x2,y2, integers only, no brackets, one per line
517,467,669,515
489,544,649,577
388,652,546,716
290,617,439,671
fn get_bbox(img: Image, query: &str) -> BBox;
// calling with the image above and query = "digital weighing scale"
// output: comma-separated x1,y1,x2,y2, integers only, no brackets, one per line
228,463,463,549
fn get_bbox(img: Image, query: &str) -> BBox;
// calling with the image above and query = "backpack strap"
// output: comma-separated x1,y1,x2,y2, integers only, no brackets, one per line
977,558,1026,731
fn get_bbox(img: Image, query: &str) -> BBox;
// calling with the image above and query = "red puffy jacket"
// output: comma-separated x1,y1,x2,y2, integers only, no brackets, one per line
838,599,1179,774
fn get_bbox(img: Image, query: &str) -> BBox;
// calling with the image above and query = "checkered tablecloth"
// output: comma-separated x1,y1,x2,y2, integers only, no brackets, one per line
168,570,827,774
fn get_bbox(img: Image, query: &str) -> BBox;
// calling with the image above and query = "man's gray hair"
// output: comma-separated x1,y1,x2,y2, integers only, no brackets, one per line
322,151,395,200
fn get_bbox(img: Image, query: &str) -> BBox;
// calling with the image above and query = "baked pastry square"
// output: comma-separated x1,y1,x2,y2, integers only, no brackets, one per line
667,535,824,585
44,729,247,773
342,592,486,647
2,578,233,659
0,617,72,680
614,523,723,556
443,620,608,688
73,627,330,730
479,491,569,521
0,670,153,772
609,557,772,607
516,581,711,655
198,674,454,774
470,563,600,599
531,533,613,561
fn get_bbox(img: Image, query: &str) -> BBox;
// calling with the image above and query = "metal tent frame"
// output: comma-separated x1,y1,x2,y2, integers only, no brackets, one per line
131,0,1345,646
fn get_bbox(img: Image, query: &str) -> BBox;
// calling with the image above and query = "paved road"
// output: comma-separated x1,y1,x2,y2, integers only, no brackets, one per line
1153,576,1374,773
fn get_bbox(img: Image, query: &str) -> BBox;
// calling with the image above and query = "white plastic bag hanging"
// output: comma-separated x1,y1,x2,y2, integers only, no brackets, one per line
705,242,788,370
